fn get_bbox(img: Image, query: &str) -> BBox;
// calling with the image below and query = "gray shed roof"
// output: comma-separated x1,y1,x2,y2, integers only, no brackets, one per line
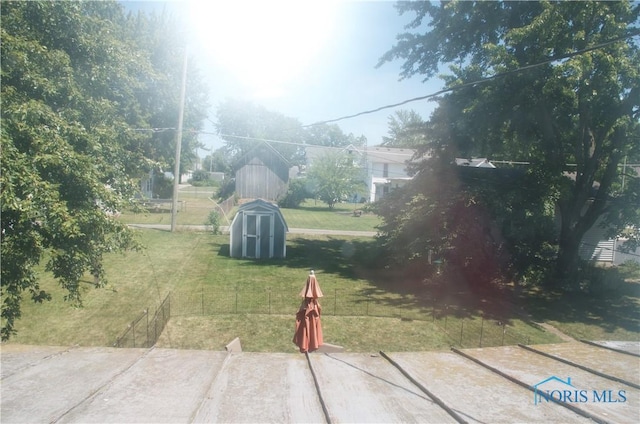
234,199,289,232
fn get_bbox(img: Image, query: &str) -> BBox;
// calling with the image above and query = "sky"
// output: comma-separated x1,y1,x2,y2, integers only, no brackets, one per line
122,1,443,151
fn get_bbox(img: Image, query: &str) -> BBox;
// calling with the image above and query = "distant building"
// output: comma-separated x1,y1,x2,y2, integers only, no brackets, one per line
304,144,419,202
234,142,291,202
366,147,418,202
229,199,288,259
454,157,496,168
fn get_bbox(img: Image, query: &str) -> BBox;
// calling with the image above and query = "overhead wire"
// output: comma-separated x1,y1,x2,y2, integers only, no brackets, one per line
127,30,640,151
300,30,640,128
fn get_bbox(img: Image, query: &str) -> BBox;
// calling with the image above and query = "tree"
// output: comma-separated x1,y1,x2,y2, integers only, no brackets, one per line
0,1,208,339
216,99,307,166
204,148,233,175
126,10,209,179
381,109,428,148
307,151,365,209
303,122,367,148
277,178,310,209
379,1,640,286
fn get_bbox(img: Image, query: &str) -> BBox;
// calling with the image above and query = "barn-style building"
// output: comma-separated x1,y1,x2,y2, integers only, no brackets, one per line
229,199,288,259
234,143,290,202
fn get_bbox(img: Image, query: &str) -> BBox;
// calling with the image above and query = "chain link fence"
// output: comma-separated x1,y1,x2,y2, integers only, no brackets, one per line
114,287,534,349
113,294,171,348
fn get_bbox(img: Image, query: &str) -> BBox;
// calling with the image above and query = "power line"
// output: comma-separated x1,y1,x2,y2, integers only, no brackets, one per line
301,31,640,128
127,32,640,149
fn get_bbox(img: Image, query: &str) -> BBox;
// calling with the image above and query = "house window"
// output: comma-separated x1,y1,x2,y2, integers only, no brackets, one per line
383,163,389,177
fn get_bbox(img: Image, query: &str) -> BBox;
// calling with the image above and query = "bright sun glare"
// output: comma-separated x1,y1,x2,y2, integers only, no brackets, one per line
188,0,338,100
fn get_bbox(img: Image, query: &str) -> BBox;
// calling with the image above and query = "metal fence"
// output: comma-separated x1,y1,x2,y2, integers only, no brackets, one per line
217,195,235,217
113,287,534,349
168,287,533,349
113,294,171,348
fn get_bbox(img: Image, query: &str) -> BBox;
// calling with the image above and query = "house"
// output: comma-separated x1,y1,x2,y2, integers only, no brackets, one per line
454,157,496,168
229,199,288,259
578,217,640,265
303,144,419,202
234,142,291,202
456,160,639,265
366,146,418,202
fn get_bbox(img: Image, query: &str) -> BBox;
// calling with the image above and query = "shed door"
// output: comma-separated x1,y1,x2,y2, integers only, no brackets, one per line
242,213,274,258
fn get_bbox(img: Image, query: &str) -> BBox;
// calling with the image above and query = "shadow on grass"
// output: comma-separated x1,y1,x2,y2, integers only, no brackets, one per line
216,237,366,278
524,283,640,335
212,235,639,338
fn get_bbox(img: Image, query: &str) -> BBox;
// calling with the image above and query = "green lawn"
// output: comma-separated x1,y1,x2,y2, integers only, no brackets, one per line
116,188,380,231
6,229,566,351
7,198,639,351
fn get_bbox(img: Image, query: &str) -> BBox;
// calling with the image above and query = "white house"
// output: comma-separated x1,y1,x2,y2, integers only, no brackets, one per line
303,144,419,202
365,146,418,202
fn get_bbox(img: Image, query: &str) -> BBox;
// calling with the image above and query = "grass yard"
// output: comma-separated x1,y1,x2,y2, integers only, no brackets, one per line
5,228,569,352
116,187,381,231
6,201,639,351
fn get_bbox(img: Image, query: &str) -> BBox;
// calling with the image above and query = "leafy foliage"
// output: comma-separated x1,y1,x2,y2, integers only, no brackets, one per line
307,152,365,209
216,100,367,169
205,211,222,235
216,99,306,166
0,1,208,339
303,122,367,148
378,0,640,287
278,178,310,209
381,110,428,148
373,157,556,287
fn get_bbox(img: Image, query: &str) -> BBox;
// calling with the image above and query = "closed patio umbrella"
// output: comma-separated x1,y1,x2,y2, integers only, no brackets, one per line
293,270,324,353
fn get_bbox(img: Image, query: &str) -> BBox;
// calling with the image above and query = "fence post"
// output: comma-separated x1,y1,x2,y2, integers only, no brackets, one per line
444,305,447,331
459,319,464,346
145,308,149,348
366,296,370,316
479,315,484,347
132,320,136,348
502,324,506,345
268,288,271,315
334,288,337,316
154,306,158,343
235,286,238,314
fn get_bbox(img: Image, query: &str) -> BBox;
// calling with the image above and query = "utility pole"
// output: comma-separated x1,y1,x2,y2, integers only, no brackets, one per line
171,47,188,232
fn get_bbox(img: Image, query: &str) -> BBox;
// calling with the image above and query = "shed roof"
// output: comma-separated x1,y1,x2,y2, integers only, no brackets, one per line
233,142,291,171
236,199,289,231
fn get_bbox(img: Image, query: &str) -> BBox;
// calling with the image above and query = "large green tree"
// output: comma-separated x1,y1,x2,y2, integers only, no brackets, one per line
303,122,367,148
379,1,640,286
381,109,428,148
307,151,365,209
0,1,208,339
127,9,209,177
216,99,307,166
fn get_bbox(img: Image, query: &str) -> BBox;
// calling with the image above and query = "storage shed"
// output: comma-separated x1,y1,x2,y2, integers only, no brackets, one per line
229,199,288,259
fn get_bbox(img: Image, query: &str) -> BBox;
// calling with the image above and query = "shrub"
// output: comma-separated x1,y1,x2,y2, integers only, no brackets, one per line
278,178,309,208
217,178,235,200
206,211,222,235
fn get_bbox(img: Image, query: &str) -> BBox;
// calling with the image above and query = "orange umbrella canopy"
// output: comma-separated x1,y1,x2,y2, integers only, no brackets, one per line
299,271,324,299
293,271,324,353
